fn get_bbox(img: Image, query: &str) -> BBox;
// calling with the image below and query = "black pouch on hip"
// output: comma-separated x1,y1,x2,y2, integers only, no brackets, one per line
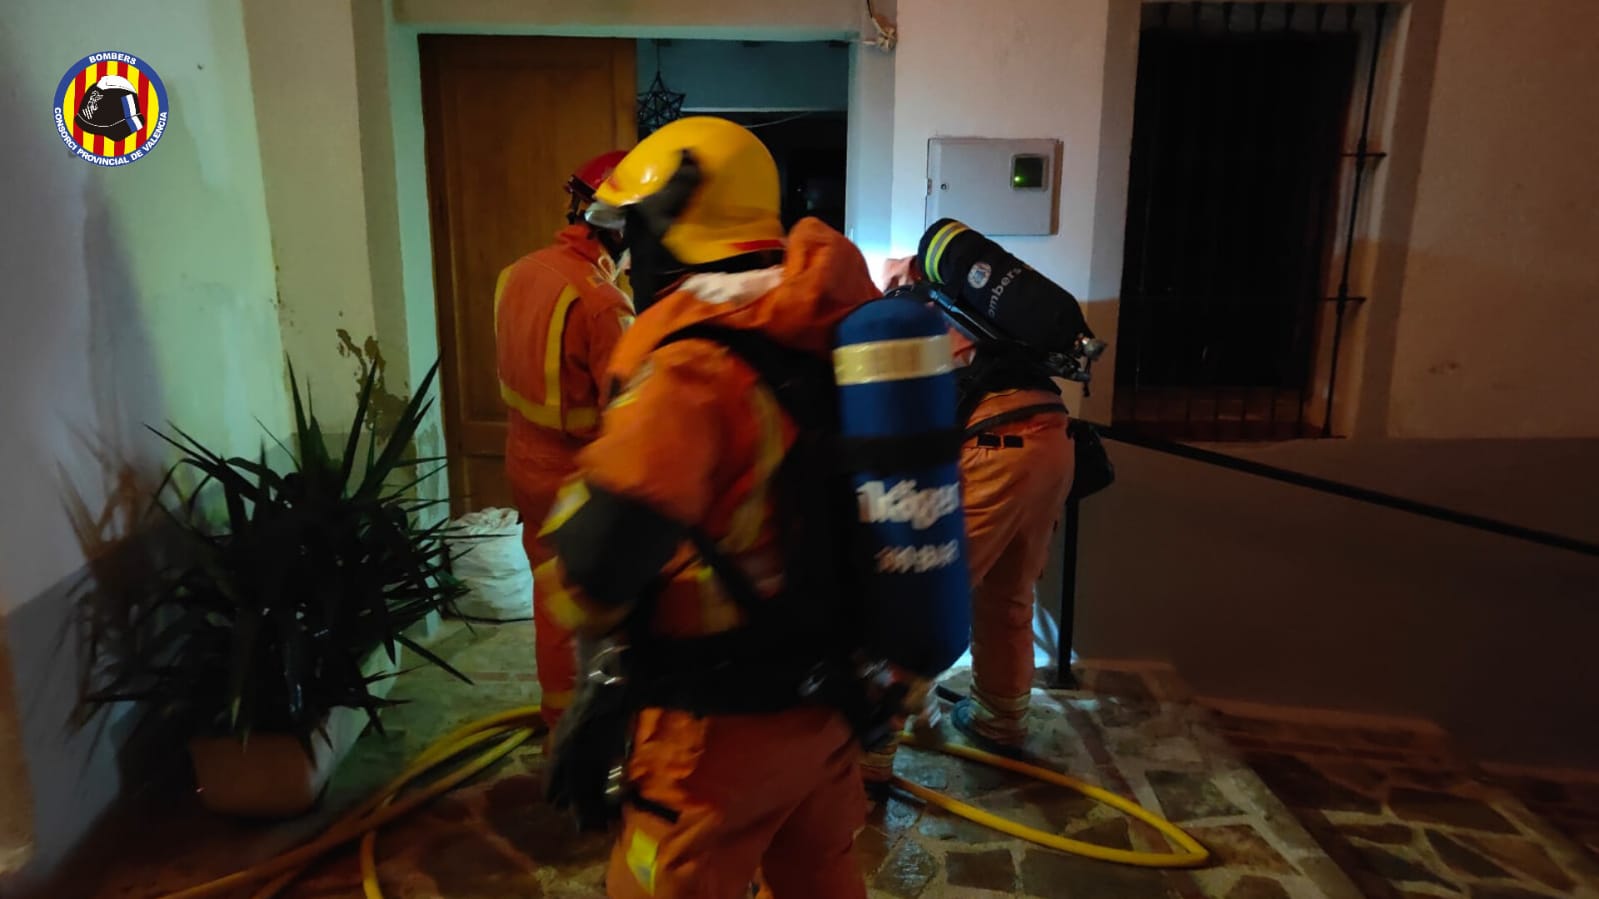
1067,419,1116,501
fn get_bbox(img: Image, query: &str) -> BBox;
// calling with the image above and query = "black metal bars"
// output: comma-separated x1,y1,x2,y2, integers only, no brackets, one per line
1114,3,1392,441
1322,2,1388,435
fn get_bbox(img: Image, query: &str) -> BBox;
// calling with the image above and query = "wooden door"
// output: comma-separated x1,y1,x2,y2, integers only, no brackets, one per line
421,35,636,514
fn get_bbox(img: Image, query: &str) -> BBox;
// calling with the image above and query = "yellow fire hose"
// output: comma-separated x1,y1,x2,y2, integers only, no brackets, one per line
892,736,1208,867
156,705,1208,899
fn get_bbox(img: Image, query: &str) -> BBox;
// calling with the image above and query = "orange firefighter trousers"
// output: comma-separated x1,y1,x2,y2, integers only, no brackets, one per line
607,705,868,899
961,392,1075,737
509,432,582,730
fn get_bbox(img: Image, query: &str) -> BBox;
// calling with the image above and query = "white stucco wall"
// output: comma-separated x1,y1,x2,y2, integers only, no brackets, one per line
846,7,898,282
1386,0,1599,438
0,0,290,877
888,0,1120,421
0,4,290,615
244,0,389,427
889,0,1111,284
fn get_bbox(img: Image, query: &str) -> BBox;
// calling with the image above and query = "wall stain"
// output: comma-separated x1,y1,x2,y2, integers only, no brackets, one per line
336,328,407,435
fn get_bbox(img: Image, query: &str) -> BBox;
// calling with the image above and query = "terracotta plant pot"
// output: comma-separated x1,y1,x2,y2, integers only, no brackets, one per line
187,648,401,817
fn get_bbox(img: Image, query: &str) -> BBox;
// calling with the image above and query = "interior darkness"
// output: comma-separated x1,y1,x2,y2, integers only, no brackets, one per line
722,111,848,233
1114,29,1356,395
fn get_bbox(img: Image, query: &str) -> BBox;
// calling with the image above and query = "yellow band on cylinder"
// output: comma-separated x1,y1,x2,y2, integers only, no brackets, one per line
833,334,954,386
924,221,969,283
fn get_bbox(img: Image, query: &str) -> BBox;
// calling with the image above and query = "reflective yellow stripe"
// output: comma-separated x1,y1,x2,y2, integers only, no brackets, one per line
64,75,79,148
694,563,718,629
626,830,659,895
548,588,586,630
538,479,591,537
724,385,784,552
924,220,968,282
500,382,599,431
544,285,583,409
607,360,652,412
534,558,588,630
143,64,160,146
500,282,589,431
608,388,638,411
694,563,735,632
833,334,954,386
541,689,575,710
492,266,514,337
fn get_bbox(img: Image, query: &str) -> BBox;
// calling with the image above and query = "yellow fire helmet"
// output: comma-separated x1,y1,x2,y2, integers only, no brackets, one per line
588,116,785,266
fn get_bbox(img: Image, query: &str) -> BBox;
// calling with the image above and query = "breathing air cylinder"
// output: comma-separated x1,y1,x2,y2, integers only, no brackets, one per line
832,297,970,677
919,217,1093,353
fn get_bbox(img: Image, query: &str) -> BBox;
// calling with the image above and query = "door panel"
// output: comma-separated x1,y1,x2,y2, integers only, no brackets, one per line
421,35,636,514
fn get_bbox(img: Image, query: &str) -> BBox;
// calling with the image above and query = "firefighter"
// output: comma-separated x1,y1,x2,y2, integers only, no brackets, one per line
539,117,876,899
495,150,632,732
866,255,1076,765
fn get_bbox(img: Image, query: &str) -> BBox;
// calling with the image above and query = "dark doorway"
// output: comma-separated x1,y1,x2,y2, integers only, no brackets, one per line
1114,5,1366,441
723,111,848,233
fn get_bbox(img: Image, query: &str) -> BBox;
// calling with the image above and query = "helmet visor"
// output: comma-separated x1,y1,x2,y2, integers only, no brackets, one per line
585,199,627,232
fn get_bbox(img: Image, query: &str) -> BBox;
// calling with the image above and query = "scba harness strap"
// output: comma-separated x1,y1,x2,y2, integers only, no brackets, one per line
548,322,947,830
625,323,945,728
954,345,1063,430
954,346,1115,500
964,402,1071,442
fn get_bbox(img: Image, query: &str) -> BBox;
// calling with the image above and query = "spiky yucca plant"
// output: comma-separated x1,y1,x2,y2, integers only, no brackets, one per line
83,360,471,746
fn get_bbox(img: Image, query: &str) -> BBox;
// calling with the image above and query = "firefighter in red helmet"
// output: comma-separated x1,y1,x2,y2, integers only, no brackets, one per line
496,149,634,732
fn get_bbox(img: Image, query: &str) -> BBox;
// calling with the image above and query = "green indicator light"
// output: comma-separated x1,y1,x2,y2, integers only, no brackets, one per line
1011,154,1045,190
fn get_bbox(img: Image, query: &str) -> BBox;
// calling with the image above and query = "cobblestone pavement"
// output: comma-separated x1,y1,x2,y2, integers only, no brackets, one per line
38,623,1594,899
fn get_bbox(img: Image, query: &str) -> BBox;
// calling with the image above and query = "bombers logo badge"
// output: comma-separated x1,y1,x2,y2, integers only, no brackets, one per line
54,51,169,166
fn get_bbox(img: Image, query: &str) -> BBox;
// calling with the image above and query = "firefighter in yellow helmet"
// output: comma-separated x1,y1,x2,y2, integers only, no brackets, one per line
541,117,877,898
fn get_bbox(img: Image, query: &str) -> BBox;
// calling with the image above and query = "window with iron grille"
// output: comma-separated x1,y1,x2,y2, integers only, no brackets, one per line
1114,2,1392,441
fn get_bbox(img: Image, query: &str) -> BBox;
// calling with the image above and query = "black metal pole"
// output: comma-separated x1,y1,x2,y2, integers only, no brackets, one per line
1055,497,1082,689
1322,3,1388,436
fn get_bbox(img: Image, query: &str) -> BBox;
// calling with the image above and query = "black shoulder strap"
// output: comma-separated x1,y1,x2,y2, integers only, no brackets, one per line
661,323,967,469
655,323,834,430
954,362,992,430
651,324,832,622
956,344,1064,428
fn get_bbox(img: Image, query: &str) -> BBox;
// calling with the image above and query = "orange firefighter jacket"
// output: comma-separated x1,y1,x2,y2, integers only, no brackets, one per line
539,220,881,638
495,224,634,497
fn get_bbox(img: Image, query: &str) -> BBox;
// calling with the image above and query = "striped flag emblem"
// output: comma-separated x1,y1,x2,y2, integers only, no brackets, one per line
55,51,168,165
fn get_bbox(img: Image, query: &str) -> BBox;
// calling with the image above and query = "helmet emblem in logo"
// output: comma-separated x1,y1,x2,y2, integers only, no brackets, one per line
967,261,992,290
54,51,169,167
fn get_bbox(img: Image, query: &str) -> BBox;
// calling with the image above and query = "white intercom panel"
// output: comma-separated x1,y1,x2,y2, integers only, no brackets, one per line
925,137,1061,236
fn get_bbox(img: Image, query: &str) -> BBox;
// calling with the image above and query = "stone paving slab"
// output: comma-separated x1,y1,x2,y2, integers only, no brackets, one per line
1207,703,1599,899
36,626,1363,898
